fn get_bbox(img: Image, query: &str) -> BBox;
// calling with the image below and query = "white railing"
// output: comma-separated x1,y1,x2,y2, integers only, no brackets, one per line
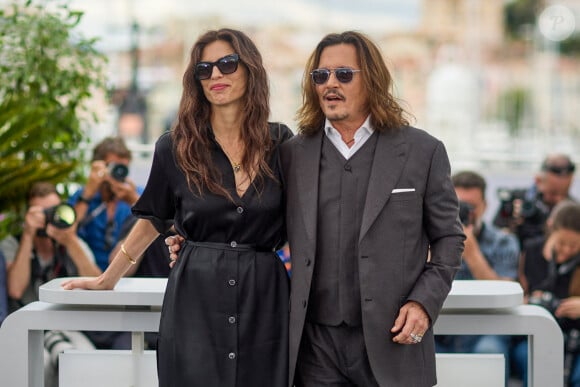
0,279,563,387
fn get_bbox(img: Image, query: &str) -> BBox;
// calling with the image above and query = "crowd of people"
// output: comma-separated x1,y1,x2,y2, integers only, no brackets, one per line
0,27,578,387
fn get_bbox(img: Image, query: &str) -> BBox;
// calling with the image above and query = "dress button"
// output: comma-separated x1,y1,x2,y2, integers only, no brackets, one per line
228,352,236,360
228,279,236,286
236,206,244,214
230,241,237,248
228,316,236,324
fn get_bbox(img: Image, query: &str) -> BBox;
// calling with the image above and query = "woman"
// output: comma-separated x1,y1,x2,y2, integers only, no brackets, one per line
513,200,580,387
63,28,293,387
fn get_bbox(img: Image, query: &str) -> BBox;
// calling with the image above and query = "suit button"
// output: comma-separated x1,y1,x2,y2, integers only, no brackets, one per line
302,300,307,308
305,258,311,266
236,206,244,214
228,316,236,324
228,279,236,286
228,352,236,360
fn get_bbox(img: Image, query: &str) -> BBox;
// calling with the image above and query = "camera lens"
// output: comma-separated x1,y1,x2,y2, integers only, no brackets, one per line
108,163,129,182
45,203,77,229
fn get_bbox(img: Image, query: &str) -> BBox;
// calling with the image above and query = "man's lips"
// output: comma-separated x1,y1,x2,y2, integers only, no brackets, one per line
323,89,345,102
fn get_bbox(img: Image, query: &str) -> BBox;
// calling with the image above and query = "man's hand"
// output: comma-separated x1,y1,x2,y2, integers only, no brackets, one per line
108,177,139,205
165,235,185,268
391,301,430,345
83,160,108,200
46,223,78,247
23,206,45,237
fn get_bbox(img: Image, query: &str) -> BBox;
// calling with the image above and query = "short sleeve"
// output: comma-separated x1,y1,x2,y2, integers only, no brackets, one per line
132,132,176,234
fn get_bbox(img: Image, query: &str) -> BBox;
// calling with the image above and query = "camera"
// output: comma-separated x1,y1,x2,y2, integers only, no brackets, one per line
37,203,77,237
44,330,74,367
108,163,129,182
527,291,561,315
458,201,475,226
496,188,549,223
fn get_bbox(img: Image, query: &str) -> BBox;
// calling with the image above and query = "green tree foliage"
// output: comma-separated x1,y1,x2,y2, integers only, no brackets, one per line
0,0,108,239
504,0,579,56
498,87,530,137
504,0,541,39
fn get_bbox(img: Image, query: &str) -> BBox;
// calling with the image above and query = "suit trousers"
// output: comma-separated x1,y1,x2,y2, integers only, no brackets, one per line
295,321,379,387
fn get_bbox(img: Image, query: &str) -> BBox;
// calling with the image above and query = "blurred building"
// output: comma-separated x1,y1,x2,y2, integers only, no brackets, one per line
71,0,579,171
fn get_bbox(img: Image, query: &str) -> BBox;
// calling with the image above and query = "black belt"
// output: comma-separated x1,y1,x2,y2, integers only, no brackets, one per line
186,241,274,252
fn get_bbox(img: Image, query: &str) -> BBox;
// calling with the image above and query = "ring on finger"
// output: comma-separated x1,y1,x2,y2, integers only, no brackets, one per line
410,333,423,343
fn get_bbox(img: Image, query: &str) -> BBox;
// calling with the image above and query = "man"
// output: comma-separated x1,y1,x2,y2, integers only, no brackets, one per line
436,171,519,381
0,250,7,326
281,31,465,387
70,136,143,350
70,136,142,271
494,153,576,247
6,182,100,386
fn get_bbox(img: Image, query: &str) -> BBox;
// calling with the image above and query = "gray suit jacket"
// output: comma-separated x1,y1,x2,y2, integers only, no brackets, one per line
281,125,465,387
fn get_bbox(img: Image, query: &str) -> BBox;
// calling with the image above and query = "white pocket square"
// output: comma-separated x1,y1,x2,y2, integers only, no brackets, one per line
392,188,415,193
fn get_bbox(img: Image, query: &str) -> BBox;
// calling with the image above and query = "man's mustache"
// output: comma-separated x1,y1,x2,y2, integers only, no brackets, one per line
323,89,345,100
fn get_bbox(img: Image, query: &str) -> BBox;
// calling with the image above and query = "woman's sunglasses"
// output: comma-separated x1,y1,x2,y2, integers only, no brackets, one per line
310,67,361,85
195,54,240,80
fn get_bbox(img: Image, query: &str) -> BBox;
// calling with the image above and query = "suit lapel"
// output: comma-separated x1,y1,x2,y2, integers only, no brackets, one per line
359,129,408,241
296,131,323,245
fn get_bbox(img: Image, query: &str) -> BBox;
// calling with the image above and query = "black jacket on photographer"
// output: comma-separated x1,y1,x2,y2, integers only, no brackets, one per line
493,185,551,248
7,238,81,313
522,235,580,332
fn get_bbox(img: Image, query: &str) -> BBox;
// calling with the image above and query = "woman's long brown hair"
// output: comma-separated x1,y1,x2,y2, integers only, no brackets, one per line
296,31,409,136
171,28,273,200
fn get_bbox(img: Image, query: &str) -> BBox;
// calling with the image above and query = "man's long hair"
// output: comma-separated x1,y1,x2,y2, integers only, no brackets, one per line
171,28,273,199
296,31,409,136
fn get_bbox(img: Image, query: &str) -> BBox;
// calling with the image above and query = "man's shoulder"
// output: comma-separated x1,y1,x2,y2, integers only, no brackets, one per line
398,125,440,145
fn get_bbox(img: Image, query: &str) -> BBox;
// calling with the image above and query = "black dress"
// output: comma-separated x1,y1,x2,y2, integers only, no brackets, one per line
132,123,293,387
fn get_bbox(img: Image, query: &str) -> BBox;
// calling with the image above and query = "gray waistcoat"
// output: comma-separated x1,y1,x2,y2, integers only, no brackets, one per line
307,133,378,326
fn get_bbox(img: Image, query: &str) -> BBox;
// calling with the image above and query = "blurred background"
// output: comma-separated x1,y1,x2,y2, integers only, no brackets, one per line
1,0,579,221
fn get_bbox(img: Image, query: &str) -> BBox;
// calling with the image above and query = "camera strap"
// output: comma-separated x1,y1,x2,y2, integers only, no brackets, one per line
540,252,580,292
78,202,107,228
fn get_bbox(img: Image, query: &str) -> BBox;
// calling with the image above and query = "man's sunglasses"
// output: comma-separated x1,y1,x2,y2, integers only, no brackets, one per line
542,162,576,176
195,54,240,80
310,67,361,85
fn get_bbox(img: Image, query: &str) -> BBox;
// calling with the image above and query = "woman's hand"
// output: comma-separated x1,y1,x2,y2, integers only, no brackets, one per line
61,274,113,291
556,297,580,319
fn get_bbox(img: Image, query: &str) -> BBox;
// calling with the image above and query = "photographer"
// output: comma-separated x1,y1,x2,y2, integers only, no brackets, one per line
494,153,576,247
514,201,580,387
71,136,143,272
436,171,520,383
6,182,99,386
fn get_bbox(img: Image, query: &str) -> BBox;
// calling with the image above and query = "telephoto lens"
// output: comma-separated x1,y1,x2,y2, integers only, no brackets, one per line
37,203,77,237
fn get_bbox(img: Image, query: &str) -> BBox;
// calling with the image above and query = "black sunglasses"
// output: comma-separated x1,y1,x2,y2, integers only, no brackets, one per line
310,67,361,85
195,54,240,80
542,162,576,176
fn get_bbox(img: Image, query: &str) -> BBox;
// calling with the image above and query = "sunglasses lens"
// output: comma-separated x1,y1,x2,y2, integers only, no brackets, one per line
335,68,354,83
217,56,239,75
195,63,212,80
311,69,330,85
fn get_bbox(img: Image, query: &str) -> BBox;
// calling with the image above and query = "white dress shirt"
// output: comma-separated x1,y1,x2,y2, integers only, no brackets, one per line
324,115,374,160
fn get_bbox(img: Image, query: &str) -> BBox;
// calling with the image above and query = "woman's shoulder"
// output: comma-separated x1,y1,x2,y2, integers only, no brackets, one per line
268,122,294,144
